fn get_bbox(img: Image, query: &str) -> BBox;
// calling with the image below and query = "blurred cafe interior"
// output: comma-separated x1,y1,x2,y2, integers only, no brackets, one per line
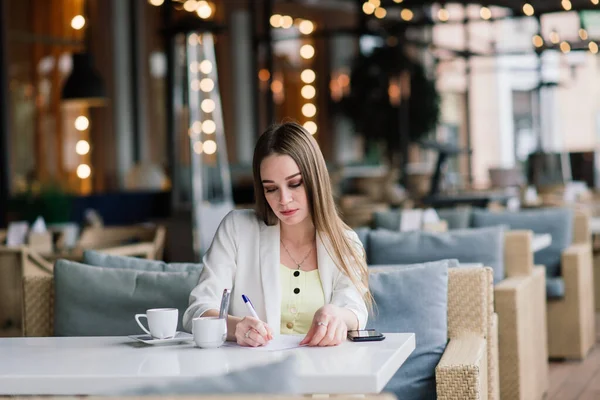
2,0,600,399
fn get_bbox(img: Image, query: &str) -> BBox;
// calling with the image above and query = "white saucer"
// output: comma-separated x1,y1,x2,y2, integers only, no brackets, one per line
128,331,193,345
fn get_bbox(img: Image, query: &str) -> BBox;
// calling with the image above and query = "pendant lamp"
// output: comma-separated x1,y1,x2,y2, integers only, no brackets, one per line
61,2,106,107
61,52,106,107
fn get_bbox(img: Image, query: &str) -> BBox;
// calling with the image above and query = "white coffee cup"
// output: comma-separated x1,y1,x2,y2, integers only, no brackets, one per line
135,308,178,339
192,317,227,348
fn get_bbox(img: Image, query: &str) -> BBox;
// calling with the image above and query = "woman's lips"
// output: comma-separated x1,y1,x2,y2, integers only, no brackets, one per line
280,209,298,216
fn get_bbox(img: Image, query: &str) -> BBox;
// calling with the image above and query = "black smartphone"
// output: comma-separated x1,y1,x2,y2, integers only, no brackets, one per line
347,329,386,342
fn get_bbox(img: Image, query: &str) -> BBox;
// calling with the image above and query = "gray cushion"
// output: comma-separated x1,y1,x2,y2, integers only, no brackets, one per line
83,250,203,273
471,208,573,278
367,260,450,400
373,211,401,231
353,227,370,250
546,277,565,299
437,207,472,230
54,259,202,336
367,226,506,283
113,355,299,395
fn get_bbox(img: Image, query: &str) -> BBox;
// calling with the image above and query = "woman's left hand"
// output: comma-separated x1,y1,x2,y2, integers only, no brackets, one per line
300,304,347,347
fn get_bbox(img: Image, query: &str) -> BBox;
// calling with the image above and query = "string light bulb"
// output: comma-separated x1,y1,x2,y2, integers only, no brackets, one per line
71,15,85,30
590,42,599,54
301,69,316,83
196,1,212,19
75,116,89,131
532,35,544,48
302,103,317,118
592,0,599,5
203,140,217,155
362,2,376,14
401,9,414,21
523,3,534,16
480,7,492,20
77,164,91,179
579,29,589,40
300,45,315,59
75,140,90,155
303,121,317,135
560,41,571,53
270,14,282,28
561,0,572,10
550,30,560,44
438,7,450,22
374,7,387,19
299,20,314,35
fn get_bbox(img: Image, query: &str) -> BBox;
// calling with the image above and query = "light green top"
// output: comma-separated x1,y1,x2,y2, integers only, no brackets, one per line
279,264,325,335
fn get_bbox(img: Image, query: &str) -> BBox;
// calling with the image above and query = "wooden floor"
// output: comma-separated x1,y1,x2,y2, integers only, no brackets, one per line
546,313,600,400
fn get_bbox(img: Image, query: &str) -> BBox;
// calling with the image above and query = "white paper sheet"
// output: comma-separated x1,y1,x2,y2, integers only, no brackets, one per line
223,335,304,351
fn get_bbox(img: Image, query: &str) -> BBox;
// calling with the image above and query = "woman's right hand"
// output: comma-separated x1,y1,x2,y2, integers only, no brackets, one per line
234,316,274,347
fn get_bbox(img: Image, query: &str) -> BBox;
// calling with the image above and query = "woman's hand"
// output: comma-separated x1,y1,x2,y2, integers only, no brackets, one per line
300,304,348,347
234,316,274,347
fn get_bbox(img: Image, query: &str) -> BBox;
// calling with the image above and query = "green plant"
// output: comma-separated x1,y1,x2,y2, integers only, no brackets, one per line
8,182,71,224
336,44,440,164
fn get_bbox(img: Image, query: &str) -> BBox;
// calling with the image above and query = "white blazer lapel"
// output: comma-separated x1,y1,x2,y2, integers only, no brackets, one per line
316,233,334,304
259,222,282,334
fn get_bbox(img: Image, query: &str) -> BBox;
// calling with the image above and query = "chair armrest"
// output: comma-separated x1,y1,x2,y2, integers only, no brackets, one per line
98,242,156,259
504,230,534,277
572,211,591,245
436,336,488,400
562,244,594,299
23,274,54,337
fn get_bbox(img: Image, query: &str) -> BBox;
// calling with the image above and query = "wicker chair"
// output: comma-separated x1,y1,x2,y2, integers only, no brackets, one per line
436,267,495,400
1,234,168,338
44,224,167,262
496,231,548,400
75,224,167,260
0,247,53,337
22,265,493,399
546,210,596,359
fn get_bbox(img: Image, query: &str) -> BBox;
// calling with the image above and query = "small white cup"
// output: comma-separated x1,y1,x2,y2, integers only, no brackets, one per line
135,308,178,339
192,317,227,348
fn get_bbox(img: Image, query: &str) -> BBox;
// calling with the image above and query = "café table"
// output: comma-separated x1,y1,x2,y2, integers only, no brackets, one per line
0,333,415,396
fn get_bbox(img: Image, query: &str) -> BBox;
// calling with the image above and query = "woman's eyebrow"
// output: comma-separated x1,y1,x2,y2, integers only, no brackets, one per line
262,172,301,183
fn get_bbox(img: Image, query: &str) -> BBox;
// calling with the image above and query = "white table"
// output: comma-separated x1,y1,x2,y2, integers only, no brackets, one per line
532,233,552,253
0,333,415,395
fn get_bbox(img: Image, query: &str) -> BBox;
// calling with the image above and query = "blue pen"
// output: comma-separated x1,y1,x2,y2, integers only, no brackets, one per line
242,294,260,320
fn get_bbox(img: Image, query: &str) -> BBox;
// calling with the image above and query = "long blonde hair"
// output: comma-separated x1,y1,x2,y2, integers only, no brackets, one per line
252,122,372,309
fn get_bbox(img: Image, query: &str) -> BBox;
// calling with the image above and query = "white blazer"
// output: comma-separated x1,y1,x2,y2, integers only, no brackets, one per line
183,209,368,333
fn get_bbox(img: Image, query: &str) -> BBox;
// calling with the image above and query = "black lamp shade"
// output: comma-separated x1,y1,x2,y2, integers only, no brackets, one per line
61,53,107,107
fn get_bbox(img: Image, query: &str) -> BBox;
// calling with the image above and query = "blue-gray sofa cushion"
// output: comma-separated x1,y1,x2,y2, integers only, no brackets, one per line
54,259,202,336
113,356,299,395
437,207,472,230
83,250,203,273
546,277,565,299
471,208,573,278
354,227,370,250
373,211,401,231
367,226,506,283
367,260,450,400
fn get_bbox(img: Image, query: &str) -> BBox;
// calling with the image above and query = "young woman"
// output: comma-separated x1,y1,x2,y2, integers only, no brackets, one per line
183,122,370,347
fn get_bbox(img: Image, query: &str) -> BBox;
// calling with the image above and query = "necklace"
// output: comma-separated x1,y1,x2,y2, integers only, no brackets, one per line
280,239,313,270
